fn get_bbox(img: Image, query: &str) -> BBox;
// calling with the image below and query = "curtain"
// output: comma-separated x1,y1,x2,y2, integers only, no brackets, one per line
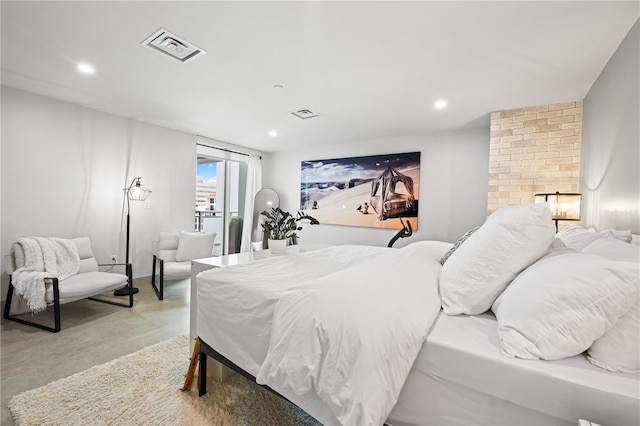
240,155,262,252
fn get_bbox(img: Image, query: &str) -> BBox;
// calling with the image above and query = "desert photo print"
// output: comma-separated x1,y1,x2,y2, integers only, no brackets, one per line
300,152,420,230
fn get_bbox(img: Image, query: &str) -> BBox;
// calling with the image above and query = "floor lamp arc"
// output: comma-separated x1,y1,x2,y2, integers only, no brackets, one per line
114,177,152,296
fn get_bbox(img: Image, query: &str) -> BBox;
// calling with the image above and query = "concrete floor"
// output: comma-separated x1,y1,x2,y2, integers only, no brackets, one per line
1,277,190,425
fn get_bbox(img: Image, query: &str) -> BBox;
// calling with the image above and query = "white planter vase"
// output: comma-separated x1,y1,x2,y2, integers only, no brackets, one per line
268,238,288,254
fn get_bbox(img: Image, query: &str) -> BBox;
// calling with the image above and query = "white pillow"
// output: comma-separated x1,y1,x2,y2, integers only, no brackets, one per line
588,301,640,373
581,238,640,263
439,226,480,265
556,224,633,251
610,229,633,243
440,203,556,315
581,238,640,373
158,231,180,250
542,238,579,259
174,232,215,262
494,253,639,360
491,241,577,314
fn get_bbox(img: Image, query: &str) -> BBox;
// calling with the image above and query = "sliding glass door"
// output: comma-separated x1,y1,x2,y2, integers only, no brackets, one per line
196,156,247,255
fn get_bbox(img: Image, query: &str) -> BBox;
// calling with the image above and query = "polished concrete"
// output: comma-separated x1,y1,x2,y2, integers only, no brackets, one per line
1,277,190,425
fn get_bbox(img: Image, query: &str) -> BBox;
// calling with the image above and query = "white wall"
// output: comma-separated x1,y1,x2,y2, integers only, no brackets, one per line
581,20,640,233
263,123,490,247
1,87,196,298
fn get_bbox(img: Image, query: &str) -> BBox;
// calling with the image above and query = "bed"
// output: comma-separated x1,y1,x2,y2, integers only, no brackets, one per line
388,313,638,426
195,204,640,426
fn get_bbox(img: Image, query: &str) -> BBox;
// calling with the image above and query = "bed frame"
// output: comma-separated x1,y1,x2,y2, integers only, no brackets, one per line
197,337,290,401
197,337,395,425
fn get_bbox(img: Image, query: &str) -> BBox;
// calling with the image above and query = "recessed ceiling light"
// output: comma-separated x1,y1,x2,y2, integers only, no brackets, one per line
434,100,447,109
77,63,95,74
268,130,278,137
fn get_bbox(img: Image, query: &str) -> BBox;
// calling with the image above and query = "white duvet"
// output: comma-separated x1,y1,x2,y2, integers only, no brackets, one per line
256,241,446,426
197,245,390,376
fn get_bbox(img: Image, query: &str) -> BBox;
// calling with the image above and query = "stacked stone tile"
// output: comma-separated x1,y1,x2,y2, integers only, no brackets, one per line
488,100,582,215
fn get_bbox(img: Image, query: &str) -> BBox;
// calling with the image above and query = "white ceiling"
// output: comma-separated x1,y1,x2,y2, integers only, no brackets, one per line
2,1,638,153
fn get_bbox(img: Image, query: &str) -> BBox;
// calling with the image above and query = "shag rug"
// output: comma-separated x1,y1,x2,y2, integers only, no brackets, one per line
9,335,320,426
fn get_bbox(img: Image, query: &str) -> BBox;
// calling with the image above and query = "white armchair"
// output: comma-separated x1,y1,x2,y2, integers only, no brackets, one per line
4,236,133,333
151,231,216,300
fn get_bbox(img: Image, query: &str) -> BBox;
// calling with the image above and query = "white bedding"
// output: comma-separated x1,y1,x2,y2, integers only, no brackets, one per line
388,313,639,426
197,242,640,426
197,245,390,377
197,242,449,425
256,241,444,425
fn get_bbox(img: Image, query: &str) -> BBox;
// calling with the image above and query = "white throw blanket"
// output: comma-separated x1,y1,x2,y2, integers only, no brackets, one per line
256,241,446,426
11,237,80,313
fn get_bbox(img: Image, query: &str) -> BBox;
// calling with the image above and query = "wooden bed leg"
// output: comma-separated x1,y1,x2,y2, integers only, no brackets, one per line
182,338,200,391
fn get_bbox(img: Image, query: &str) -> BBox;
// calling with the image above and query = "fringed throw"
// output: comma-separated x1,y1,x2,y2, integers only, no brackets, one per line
11,237,80,313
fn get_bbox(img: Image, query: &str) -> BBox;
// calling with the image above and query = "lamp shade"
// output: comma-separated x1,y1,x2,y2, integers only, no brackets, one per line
534,192,581,221
126,177,152,201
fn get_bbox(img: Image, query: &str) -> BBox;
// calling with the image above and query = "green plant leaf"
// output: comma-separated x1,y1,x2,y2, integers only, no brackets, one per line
260,207,319,240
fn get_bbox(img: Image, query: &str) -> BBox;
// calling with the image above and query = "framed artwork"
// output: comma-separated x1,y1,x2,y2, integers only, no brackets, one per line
300,152,420,230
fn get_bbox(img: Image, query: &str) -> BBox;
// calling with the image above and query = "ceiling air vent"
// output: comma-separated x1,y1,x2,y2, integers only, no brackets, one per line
291,109,320,119
141,28,206,63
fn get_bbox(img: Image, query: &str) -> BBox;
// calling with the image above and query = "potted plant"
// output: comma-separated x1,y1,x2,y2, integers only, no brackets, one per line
261,207,319,253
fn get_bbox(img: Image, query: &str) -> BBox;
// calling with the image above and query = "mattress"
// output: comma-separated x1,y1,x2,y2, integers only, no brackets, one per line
197,248,639,426
389,313,640,426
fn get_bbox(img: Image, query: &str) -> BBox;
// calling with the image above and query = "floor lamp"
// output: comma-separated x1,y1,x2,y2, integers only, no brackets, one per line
114,177,152,296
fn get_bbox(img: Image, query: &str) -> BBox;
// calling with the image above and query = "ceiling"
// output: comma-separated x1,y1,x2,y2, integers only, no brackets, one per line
2,1,638,153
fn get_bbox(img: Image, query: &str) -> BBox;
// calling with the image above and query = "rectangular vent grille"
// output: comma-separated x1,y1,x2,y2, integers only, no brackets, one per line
141,28,206,63
291,109,320,119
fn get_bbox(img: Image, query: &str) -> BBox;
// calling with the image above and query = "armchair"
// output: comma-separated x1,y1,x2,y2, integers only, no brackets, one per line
4,236,133,333
151,231,216,300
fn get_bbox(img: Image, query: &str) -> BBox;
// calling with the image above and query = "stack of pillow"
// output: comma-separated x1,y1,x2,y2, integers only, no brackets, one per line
439,205,639,373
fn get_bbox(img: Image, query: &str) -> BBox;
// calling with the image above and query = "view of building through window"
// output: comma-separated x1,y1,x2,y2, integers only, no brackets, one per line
196,162,217,211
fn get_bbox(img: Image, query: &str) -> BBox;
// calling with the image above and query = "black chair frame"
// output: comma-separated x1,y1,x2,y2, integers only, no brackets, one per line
3,263,134,333
151,255,164,300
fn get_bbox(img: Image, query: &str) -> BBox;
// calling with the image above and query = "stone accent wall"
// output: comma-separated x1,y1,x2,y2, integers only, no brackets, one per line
488,100,582,215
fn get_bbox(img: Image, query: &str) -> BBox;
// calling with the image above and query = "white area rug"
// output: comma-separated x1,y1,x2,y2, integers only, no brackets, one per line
9,335,319,426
